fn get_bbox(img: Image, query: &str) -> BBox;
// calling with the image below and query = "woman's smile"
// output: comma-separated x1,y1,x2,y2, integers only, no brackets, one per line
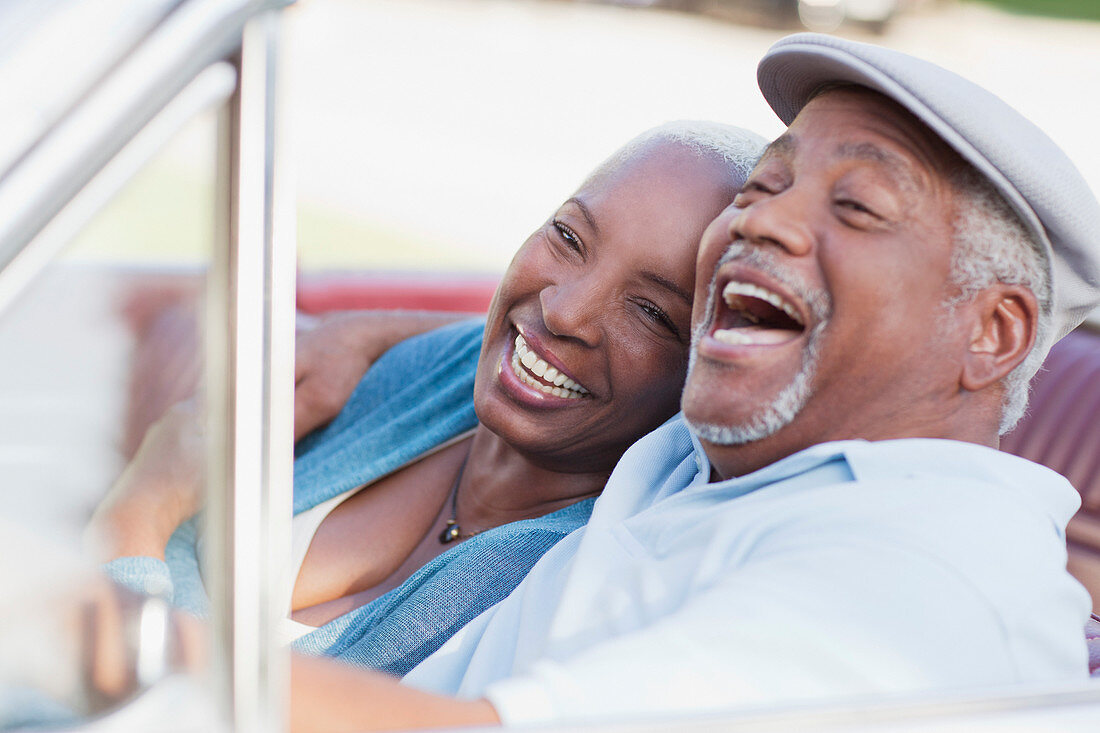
497,327,594,407
510,333,590,399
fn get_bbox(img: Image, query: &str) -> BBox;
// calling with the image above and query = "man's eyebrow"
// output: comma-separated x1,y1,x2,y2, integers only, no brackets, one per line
761,134,797,160
562,197,600,237
837,142,921,194
642,271,693,307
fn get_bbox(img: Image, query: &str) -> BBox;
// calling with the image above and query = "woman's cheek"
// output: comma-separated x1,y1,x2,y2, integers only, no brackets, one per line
497,241,550,300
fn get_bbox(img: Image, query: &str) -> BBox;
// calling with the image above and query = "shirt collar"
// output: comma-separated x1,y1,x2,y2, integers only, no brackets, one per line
685,425,1076,518
684,422,864,497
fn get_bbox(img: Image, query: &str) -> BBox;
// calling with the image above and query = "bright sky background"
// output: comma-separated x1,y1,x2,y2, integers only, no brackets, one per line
278,0,1100,273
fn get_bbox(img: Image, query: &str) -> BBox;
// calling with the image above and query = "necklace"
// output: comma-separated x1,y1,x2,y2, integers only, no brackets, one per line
439,448,479,544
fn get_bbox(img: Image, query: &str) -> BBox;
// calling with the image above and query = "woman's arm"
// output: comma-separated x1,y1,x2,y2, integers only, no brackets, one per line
290,654,499,732
86,401,204,561
89,309,472,558
294,310,475,441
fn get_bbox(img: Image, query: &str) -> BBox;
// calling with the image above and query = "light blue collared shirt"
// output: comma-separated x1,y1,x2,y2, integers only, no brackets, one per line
404,417,1091,725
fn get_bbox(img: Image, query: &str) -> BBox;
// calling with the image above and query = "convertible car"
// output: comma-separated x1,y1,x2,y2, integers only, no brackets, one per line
2,0,1099,730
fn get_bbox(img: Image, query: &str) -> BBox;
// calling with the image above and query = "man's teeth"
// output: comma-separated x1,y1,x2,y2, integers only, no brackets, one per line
722,281,803,325
713,328,795,346
512,334,589,398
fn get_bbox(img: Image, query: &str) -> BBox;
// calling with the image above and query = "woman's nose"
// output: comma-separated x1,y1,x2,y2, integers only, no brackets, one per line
539,279,603,348
731,190,814,258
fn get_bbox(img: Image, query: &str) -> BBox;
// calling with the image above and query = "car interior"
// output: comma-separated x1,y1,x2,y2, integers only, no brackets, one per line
4,0,1100,730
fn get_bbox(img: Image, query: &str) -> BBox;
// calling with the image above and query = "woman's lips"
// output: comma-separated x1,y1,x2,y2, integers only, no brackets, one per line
509,333,590,399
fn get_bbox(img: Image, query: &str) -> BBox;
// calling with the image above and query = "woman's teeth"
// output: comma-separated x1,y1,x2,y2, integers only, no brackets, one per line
512,334,589,399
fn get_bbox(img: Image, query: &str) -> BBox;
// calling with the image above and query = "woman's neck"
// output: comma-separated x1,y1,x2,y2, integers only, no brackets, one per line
453,425,608,532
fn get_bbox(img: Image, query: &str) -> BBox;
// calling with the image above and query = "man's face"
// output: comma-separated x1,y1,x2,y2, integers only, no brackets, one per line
682,87,972,478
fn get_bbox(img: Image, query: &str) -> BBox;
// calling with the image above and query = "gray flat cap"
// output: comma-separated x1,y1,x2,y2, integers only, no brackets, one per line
757,32,1100,346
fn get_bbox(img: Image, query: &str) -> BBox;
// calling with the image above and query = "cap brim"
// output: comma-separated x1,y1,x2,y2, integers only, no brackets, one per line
757,39,1072,345
758,43,1052,266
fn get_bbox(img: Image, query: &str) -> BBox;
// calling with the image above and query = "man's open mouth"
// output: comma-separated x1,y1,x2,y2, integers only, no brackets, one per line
510,333,590,399
712,280,806,347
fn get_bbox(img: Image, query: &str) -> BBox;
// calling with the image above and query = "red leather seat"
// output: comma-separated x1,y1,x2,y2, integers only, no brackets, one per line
1000,327,1100,614
296,272,499,315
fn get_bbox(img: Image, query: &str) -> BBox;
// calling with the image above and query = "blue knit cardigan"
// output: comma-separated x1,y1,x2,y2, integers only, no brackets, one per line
104,320,594,675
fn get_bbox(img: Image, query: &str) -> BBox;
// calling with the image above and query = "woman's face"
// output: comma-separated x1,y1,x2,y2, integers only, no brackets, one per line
474,140,740,473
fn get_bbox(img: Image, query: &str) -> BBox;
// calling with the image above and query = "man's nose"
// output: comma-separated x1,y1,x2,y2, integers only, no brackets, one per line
539,278,603,348
731,190,814,258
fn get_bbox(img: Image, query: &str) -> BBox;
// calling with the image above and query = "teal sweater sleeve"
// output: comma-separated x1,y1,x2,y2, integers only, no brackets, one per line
292,319,484,511
101,320,486,617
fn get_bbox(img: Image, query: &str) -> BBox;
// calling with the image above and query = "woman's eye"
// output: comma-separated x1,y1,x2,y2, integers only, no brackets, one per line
637,300,681,340
552,220,583,253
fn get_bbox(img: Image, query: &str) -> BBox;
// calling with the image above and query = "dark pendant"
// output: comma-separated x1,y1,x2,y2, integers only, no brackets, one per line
439,520,460,544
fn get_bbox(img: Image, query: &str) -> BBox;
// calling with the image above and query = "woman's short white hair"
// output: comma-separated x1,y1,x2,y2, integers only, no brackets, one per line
947,167,1052,434
587,121,767,191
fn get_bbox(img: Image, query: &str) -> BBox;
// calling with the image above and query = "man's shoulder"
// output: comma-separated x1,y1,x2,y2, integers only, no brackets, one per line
741,440,1079,591
838,438,1079,519
696,439,1080,578
753,439,1078,531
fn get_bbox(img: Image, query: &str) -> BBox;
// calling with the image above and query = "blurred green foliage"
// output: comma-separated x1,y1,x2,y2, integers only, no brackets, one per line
971,0,1100,21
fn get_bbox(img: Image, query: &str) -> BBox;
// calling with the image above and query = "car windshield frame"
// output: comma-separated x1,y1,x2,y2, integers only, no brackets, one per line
0,1,295,730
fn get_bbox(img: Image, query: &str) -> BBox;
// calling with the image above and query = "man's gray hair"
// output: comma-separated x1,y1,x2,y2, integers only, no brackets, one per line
588,121,767,191
947,167,1052,434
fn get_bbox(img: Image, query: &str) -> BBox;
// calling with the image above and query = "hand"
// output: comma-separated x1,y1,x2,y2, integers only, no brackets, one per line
290,653,499,732
0,547,207,724
294,312,380,441
87,400,205,560
294,309,471,441
80,579,207,710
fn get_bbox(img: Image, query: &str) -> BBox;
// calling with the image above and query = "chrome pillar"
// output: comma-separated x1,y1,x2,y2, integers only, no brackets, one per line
207,9,293,733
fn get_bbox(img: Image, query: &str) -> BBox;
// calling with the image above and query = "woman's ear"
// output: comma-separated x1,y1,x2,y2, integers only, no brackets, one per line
960,284,1039,392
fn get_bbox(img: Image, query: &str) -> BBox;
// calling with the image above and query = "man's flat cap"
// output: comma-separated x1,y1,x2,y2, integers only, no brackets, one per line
757,32,1100,346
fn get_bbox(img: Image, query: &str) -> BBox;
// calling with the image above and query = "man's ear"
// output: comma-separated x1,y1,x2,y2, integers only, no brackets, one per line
960,284,1039,392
